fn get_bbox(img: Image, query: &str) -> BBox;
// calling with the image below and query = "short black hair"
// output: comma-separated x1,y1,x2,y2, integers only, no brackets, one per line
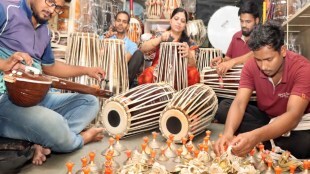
115,11,130,24
248,20,284,52
238,0,260,19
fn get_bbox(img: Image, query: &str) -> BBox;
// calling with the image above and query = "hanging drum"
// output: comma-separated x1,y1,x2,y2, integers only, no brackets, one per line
145,0,164,19
186,19,207,47
163,0,182,19
159,84,218,142
99,39,129,95
154,42,188,91
197,48,222,72
102,83,175,138
128,0,143,43
200,65,256,100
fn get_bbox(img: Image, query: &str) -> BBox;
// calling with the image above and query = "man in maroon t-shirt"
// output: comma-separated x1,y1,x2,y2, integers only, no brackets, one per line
214,21,310,159
211,1,259,75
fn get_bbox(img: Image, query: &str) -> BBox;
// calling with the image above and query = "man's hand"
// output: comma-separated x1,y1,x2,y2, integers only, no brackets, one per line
216,60,235,76
86,67,106,81
211,57,223,68
214,134,233,156
104,25,117,38
1,52,33,71
178,42,190,58
230,132,260,157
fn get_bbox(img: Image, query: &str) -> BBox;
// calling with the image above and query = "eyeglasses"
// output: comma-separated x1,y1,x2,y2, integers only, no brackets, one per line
45,0,64,15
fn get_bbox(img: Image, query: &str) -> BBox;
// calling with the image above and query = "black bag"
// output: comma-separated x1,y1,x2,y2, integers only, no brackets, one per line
0,137,34,174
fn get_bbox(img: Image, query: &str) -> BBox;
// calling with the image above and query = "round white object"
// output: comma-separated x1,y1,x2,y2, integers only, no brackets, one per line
208,6,241,54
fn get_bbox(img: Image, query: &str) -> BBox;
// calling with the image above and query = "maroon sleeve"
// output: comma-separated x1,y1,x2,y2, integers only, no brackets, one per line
239,58,255,90
291,59,310,101
225,39,233,58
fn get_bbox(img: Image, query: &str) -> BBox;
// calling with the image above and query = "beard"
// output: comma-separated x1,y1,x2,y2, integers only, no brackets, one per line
32,8,49,24
242,29,252,37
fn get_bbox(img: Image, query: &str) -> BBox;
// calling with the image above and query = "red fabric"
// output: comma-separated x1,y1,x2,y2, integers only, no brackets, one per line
138,46,200,87
239,51,310,117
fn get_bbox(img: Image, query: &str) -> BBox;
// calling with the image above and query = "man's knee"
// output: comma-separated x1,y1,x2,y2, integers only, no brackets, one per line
214,99,233,123
132,50,144,63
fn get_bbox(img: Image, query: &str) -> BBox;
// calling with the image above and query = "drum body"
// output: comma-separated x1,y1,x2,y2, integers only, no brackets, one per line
155,42,188,91
99,39,129,95
186,20,207,47
200,65,256,100
66,32,100,86
159,84,218,142
102,83,175,138
197,48,222,72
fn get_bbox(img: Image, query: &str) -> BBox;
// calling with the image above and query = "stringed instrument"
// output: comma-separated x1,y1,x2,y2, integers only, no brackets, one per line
3,66,113,107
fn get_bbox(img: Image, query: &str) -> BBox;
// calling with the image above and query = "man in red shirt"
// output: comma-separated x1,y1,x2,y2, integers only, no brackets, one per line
214,21,310,159
211,1,259,75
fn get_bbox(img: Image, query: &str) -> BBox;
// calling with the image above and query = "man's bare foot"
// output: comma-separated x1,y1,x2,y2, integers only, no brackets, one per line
32,144,51,165
80,127,105,145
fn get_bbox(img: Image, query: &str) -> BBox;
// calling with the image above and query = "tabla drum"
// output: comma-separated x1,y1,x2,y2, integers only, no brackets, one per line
154,42,188,91
101,83,175,138
99,39,129,95
159,84,218,142
197,48,222,72
200,65,256,100
66,32,101,86
186,20,207,47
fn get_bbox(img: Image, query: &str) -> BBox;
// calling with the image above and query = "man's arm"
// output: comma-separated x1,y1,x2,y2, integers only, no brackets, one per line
253,95,308,141
42,61,105,80
224,88,253,136
216,51,253,75
0,3,6,32
224,51,253,65
214,88,253,155
231,95,308,156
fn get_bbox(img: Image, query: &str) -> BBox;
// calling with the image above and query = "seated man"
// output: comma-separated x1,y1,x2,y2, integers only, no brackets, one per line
104,11,144,88
0,0,105,165
214,21,310,159
211,0,259,75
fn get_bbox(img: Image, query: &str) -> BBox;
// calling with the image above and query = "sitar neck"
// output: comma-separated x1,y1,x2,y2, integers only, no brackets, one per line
51,78,113,98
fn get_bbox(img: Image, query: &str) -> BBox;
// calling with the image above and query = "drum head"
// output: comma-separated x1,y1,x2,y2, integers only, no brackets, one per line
160,109,189,142
207,6,240,54
102,101,129,136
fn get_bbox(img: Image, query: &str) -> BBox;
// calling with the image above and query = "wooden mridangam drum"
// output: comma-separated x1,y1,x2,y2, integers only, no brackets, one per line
99,39,129,95
159,84,218,142
154,42,188,91
197,48,222,72
186,20,207,47
200,65,256,100
102,83,175,138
